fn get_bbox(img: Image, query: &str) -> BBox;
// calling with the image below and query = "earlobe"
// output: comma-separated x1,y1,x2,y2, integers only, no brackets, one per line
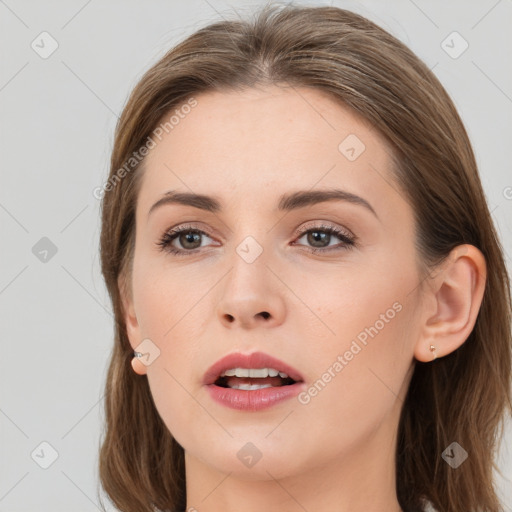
131,353,148,375
414,244,486,362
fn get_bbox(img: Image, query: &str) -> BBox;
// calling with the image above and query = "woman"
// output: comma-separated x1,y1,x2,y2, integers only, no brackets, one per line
97,4,512,512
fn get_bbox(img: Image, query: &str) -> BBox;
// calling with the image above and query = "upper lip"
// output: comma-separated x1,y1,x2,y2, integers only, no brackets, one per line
203,351,304,385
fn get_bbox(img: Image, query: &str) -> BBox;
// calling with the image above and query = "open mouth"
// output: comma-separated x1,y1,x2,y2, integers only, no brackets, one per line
204,354,305,410
214,368,298,390
203,351,304,392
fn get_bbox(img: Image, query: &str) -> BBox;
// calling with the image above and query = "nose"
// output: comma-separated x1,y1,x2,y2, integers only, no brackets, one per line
216,251,286,330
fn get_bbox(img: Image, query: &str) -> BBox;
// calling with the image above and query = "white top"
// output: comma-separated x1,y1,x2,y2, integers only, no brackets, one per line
423,500,437,512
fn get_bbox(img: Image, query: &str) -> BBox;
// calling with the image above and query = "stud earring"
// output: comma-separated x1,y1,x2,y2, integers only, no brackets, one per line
429,344,437,361
131,350,145,375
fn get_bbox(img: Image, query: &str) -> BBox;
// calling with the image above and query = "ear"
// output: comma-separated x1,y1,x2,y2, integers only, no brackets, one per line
118,272,147,376
414,244,487,362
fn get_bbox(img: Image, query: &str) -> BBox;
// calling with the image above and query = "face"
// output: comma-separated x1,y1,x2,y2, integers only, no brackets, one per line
122,85,424,480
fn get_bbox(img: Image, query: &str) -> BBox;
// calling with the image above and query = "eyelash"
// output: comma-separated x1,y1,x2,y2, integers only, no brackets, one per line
155,223,356,257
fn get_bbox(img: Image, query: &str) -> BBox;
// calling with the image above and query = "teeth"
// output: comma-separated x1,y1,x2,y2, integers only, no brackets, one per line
220,367,287,378
229,383,274,390
248,368,266,378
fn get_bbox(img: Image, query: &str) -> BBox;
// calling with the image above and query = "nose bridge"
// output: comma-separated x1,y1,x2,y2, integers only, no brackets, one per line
227,207,272,269
231,237,266,287
225,230,270,303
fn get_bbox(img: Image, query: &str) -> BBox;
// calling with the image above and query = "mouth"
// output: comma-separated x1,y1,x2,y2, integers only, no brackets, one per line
214,367,298,390
203,351,304,389
203,351,305,411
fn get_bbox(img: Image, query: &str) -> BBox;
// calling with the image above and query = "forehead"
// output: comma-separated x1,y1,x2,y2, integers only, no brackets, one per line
137,85,398,216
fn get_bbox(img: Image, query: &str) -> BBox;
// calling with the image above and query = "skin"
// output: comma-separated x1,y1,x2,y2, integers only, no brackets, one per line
120,85,486,512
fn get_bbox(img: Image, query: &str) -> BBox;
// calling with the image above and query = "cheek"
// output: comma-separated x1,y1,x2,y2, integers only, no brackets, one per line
145,367,211,457
132,255,201,339
130,259,211,437
294,306,414,458
299,259,411,353
298,262,416,412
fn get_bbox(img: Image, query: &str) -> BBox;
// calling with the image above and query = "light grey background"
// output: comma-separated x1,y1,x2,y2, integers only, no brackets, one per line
1,0,511,510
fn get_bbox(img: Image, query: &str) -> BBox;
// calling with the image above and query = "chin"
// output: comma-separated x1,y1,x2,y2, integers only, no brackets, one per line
185,435,312,481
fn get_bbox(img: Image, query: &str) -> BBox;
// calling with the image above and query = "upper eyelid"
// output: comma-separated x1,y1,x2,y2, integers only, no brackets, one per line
293,220,354,239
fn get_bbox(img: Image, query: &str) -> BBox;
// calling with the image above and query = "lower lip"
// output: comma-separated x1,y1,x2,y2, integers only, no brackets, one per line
206,382,305,411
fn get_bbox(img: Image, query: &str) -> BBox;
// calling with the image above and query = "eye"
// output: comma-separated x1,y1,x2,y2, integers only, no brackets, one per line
292,223,356,254
156,223,216,256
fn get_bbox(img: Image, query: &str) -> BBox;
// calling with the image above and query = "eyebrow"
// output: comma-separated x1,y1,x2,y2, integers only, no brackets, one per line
147,188,378,219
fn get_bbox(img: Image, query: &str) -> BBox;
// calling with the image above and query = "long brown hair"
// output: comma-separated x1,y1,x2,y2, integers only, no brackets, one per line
97,4,512,511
